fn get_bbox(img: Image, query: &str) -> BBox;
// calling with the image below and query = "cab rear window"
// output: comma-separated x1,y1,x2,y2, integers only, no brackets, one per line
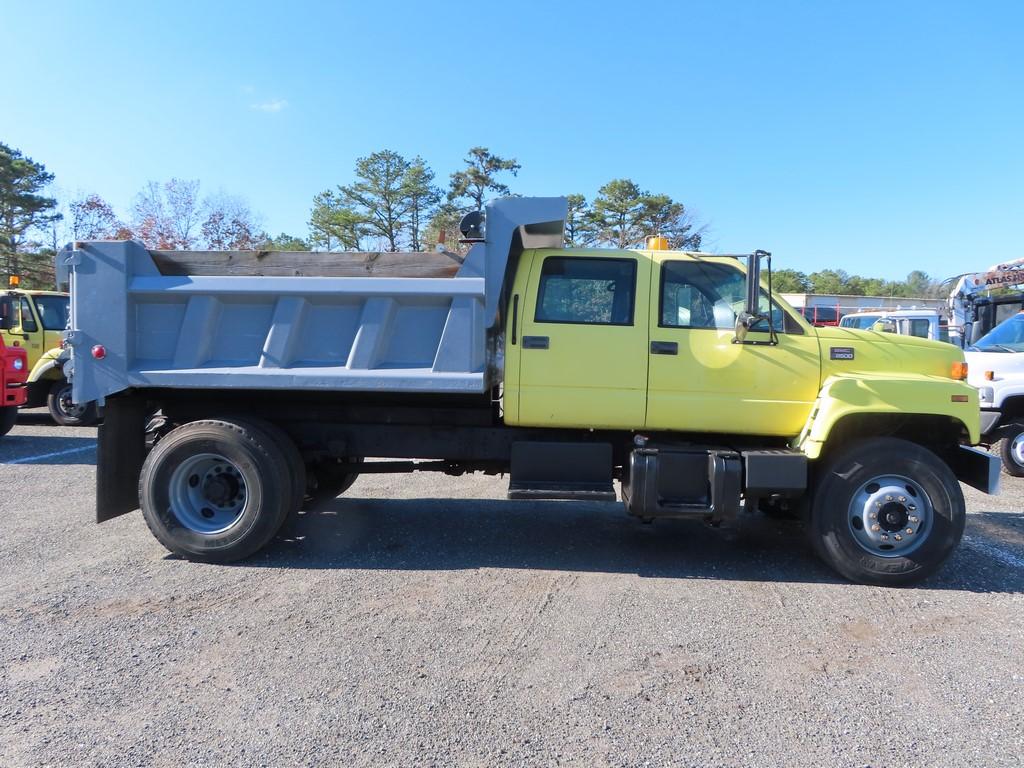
535,257,637,326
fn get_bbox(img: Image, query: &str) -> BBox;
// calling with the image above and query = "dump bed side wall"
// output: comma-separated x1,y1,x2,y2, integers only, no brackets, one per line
65,241,487,405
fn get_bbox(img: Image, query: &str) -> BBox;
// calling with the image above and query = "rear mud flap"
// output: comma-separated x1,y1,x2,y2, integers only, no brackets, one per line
96,396,147,522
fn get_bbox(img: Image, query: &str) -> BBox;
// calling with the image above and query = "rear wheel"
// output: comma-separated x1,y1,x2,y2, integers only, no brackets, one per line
139,419,295,562
47,380,98,427
998,422,1024,477
306,457,363,509
810,438,965,586
226,415,307,513
0,406,17,436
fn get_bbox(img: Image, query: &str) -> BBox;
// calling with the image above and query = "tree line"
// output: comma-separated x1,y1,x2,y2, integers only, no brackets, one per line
773,267,948,299
1,140,705,286
1,139,945,298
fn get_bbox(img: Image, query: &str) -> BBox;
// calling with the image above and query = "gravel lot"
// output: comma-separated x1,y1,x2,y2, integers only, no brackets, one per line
1,411,1023,767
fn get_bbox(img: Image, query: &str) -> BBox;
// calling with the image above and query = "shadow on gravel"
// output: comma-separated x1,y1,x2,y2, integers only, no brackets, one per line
14,412,61,427
0,435,97,464
237,497,1024,592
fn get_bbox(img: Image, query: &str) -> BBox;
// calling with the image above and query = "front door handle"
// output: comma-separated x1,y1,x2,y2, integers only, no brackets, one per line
650,340,678,355
522,335,549,350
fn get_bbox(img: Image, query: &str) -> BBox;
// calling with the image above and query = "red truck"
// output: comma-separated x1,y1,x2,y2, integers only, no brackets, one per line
1,296,29,436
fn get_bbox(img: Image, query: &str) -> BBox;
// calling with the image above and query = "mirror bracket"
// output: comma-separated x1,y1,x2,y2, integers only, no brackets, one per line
732,250,778,346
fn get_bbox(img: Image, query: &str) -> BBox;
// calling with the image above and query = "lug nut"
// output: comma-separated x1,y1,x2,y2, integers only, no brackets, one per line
906,528,914,535
909,516,919,523
886,495,894,501
871,524,881,532
894,534,902,541
908,505,916,512
898,496,907,503
881,534,889,541
869,512,877,520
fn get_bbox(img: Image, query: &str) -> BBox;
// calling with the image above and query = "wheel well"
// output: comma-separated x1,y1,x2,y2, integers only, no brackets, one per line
999,396,1024,420
823,413,967,461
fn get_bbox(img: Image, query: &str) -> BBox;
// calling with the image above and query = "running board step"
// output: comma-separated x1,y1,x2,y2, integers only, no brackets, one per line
508,441,615,502
508,484,617,502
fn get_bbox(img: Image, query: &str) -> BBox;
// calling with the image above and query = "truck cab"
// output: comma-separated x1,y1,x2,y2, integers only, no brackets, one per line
0,282,95,425
966,310,1024,475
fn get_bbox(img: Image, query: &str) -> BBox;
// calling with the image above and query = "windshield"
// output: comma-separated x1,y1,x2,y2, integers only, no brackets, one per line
33,295,70,331
840,314,880,330
971,312,1024,353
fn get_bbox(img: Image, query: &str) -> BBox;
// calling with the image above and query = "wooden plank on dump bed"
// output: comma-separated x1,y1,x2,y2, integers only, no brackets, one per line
149,249,464,278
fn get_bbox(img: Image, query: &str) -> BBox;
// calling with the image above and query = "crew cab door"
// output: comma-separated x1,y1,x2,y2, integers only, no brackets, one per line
645,257,821,436
509,251,651,428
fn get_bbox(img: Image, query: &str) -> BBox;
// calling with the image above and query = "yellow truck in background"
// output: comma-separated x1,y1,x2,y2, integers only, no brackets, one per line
0,280,97,426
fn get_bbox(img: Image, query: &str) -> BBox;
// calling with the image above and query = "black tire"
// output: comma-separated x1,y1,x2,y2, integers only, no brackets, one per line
809,438,965,586
305,457,363,510
139,419,293,563
47,379,98,427
0,406,17,437
230,416,307,514
998,422,1024,477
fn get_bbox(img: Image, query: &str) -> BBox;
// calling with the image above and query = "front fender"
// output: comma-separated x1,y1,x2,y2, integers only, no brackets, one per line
28,348,64,384
797,374,980,459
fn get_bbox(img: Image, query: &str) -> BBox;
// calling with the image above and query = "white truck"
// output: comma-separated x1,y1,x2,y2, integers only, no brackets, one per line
839,309,950,344
965,311,1024,475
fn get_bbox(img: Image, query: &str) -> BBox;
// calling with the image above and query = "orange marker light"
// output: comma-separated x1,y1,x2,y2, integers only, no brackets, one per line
985,370,995,381
951,362,968,380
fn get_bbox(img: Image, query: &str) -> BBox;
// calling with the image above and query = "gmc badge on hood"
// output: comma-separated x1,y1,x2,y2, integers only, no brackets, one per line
830,347,855,360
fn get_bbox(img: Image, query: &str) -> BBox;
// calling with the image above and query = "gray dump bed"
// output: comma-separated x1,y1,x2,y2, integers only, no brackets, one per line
63,197,566,405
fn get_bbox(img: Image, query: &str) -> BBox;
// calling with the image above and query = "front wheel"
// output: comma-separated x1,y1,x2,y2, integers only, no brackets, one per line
998,422,1024,477
47,380,98,427
809,438,965,586
0,406,17,437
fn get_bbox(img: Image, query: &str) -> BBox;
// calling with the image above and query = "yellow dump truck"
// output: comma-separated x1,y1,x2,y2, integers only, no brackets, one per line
63,198,998,586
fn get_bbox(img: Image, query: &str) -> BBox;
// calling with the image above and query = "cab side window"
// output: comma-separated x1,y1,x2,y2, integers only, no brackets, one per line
535,257,637,326
659,260,796,333
904,319,931,338
18,298,38,332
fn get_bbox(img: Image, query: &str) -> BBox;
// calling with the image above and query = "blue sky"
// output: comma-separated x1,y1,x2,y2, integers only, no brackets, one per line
3,0,1021,281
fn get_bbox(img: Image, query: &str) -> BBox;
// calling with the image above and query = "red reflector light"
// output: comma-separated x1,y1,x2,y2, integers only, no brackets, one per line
91,345,106,359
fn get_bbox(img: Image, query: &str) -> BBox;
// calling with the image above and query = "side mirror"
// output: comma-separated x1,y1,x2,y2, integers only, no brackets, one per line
0,296,14,331
872,319,897,334
734,250,768,342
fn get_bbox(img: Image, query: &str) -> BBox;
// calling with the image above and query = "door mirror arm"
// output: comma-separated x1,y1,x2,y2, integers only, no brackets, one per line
733,250,778,346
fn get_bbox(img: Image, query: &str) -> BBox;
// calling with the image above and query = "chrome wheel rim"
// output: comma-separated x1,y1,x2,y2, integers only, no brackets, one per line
847,474,932,558
168,453,248,534
1010,432,1024,468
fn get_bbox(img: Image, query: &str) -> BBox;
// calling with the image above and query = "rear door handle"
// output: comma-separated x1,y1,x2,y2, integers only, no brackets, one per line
522,335,549,350
650,340,678,355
